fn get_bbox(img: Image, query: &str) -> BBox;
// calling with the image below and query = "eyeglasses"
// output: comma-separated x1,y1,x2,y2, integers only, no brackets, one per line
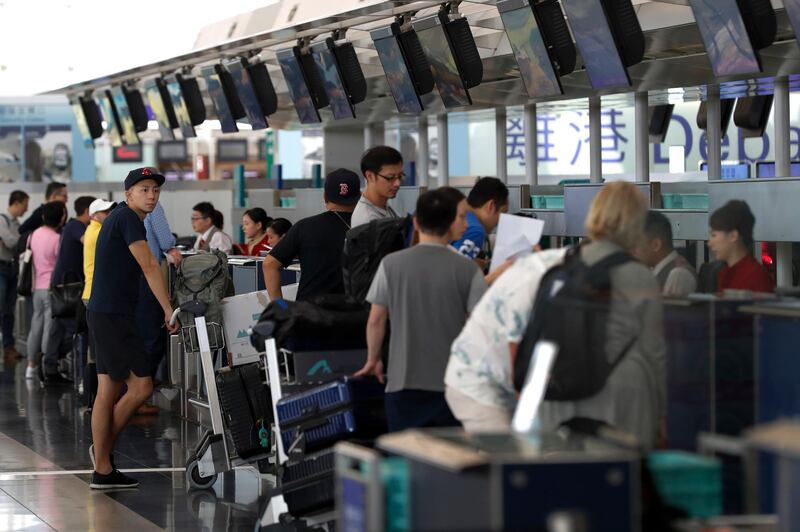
376,172,405,183
190,216,208,222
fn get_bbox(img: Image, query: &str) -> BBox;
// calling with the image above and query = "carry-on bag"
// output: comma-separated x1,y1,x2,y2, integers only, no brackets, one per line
276,376,386,455
215,364,272,458
281,448,336,516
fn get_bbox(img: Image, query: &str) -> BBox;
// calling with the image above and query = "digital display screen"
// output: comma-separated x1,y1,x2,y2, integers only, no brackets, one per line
786,0,800,44
113,144,143,163
498,1,562,99
689,0,760,77
372,31,423,115
311,42,355,120
98,93,123,147
560,0,631,90
414,16,471,108
756,161,800,178
70,98,94,148
111,87,139,145
201,66,238,133
700,161,750,179
277,49,321,124
224,59,268,130
144,79,175,141
157,140,188,163
166,77,196,139
217,139,248,162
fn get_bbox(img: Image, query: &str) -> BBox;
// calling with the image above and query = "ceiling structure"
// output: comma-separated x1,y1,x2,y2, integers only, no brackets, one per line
49,0,800,129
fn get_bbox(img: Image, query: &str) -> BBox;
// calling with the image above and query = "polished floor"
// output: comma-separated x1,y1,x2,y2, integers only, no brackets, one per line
0,361,268,531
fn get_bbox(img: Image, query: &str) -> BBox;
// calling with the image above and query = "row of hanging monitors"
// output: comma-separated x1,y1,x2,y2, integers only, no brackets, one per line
72,0,791,148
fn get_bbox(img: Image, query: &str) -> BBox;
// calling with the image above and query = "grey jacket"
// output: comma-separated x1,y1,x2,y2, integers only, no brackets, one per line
539,240,666,449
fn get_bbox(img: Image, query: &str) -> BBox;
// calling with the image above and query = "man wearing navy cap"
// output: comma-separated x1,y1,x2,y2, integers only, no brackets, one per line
86,167,179,490
263,168,361,301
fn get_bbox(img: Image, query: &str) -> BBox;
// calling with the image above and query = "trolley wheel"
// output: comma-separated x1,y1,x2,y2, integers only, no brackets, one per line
186,459,217,490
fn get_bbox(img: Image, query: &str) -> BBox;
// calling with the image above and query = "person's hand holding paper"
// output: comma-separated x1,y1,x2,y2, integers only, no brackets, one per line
489,214,545,272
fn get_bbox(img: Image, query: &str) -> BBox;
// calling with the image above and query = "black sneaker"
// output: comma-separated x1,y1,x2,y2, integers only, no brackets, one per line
43,372,71,385
90,469,139,490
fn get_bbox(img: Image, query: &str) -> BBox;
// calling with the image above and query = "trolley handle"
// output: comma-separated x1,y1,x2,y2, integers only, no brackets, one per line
169,307,181,327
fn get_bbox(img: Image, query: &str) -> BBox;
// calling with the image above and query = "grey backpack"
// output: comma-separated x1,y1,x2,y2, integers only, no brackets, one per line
172,250,234,327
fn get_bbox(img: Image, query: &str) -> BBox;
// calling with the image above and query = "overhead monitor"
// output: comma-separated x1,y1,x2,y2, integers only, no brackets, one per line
110,86,139,145
144,78,177,141
201,65,240,133
755,161,800,178
371,25,424,115
98,92,124,147
498,0,562,99
413,13,471,108
70,96,102,148
223,58,268,130
311,40,355,120
157,140,188,163
277,48,321,124
560,0,631,90
165,74,196,139
217,138,248,162
688,0,761,77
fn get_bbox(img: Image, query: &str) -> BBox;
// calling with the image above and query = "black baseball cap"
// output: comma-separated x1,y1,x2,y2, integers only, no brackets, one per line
124,167,166,190
324,168,361,206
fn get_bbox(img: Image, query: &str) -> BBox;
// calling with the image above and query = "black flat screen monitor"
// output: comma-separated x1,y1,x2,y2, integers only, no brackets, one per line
144,79,176,141
111,87,139,145
413,14,471,108
277,48,321,124
70,97,94,148
689,0,761,77
217,139,248,162
166,75,196,139
201,65,238,133
98,92,124,147
560,0,631,90
311,40,355,120
113,144,143,163
498,0,562,98
224,59,268,130
371,26,423,115
157,140,188,163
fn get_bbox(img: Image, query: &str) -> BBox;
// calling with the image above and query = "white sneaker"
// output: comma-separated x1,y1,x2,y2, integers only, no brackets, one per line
25,366,36,380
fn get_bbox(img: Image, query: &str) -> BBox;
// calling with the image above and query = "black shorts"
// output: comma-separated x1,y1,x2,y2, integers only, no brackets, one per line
87,310,150,381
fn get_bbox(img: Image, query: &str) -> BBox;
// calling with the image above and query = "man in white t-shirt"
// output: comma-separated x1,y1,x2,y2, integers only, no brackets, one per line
351,146,403,228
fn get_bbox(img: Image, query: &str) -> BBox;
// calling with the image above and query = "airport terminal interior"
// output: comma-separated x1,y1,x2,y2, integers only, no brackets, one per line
4,0,800,530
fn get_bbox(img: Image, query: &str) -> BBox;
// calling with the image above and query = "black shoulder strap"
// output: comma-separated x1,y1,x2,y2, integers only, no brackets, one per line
589,251,633,273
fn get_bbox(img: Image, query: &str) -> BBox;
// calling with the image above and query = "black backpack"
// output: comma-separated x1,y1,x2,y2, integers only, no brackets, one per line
342,216,412,303
513,246,636,400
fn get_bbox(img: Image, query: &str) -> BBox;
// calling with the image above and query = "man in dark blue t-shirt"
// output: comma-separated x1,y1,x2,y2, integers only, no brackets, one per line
86,167,178,490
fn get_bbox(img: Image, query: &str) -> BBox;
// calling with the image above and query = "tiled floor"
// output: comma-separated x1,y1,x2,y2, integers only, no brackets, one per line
0,362,267,531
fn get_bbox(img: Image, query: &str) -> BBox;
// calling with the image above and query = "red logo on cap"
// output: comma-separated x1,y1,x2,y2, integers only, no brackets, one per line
142,167,152,176
340,183,349,196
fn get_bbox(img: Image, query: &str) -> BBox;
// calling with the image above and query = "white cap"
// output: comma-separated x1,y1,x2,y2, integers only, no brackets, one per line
89,199,116,216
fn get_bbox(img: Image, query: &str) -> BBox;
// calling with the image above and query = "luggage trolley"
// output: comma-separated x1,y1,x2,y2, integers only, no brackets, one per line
171,300,271,491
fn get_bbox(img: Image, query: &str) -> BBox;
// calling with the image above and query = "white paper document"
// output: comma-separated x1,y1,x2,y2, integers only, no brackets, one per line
489,214,545,272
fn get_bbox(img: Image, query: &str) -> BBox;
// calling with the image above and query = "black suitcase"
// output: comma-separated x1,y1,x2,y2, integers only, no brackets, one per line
282,448,335,516
276,376,386,455
239,363,273,425
216,364,271,458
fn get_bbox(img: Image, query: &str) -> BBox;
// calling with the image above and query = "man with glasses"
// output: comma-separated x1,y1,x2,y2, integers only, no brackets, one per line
191,201,232,254
351,146,404,228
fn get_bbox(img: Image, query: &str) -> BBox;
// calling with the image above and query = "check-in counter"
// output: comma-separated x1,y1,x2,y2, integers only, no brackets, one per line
663,296,761,513
739,300,800,513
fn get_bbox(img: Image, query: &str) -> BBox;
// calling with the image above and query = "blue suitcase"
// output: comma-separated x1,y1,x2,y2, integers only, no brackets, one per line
276,376,386,454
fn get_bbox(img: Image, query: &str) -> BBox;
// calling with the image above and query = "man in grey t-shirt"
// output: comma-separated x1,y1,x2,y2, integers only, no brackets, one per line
356,188,487,432
351,146,403,228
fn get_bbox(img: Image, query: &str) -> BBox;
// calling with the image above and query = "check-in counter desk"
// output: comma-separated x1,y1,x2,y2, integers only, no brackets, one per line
663,296,761,513
739,300,800,513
